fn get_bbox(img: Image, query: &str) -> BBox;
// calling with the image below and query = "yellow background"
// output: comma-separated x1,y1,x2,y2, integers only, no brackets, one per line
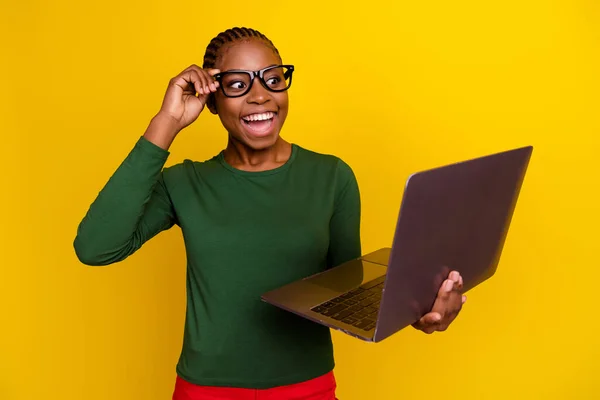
1,0,599,399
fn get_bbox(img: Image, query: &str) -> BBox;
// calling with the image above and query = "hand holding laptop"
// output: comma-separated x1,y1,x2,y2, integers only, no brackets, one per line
412,270,467,334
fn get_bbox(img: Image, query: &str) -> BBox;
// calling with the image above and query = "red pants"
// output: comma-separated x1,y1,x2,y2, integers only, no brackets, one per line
172,371,338,400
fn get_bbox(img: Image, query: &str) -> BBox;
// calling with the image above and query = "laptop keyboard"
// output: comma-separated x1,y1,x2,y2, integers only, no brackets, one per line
310,276,385,331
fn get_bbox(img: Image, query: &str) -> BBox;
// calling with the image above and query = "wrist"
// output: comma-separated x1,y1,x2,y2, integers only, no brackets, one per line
143,113,180,150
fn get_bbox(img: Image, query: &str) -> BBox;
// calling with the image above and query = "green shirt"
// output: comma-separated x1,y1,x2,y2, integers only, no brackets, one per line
73,136,362,389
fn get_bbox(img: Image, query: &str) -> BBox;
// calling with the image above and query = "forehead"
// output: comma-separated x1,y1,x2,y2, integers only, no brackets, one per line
216,39,281,71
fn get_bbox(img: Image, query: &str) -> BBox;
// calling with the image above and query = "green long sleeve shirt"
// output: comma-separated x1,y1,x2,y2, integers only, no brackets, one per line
74,136,362,389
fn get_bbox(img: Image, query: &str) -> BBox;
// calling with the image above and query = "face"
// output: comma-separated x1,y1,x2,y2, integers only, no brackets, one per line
208,39,289,150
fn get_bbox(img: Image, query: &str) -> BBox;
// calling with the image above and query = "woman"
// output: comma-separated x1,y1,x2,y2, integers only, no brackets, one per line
74,27,465,400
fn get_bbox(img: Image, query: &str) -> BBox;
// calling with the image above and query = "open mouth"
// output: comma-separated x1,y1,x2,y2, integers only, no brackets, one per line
241,111,277,137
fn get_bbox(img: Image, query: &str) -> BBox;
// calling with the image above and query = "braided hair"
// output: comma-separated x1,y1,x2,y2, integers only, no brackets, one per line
202,27,281,70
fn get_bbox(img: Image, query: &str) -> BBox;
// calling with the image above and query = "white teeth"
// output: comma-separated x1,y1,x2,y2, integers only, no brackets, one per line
243,112,274,122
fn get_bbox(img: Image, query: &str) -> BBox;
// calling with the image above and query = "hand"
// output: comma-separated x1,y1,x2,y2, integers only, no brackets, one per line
157,64,220,133
412,270,466,334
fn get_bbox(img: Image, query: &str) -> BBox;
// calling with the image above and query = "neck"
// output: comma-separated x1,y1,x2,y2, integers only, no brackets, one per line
223,135,292,172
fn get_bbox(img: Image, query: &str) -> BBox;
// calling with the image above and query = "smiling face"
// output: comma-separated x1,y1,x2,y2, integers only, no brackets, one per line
208,38,289,150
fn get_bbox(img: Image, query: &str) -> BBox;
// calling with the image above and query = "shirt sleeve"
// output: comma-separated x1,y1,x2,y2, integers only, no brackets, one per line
327,159,362,268
73,136,177,266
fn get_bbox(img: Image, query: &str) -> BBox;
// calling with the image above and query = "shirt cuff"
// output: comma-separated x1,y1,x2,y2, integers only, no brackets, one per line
135,135,171,160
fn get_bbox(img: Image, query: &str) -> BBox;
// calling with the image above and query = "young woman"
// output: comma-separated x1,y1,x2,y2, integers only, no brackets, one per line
74,27,466,400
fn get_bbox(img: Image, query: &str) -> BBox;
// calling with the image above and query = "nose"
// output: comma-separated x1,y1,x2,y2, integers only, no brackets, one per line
246,78,271,105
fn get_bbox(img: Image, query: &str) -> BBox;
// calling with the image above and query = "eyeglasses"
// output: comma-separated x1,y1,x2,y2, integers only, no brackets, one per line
213,64,294,98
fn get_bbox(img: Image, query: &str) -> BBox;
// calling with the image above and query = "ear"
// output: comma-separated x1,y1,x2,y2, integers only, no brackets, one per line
206,93,217,115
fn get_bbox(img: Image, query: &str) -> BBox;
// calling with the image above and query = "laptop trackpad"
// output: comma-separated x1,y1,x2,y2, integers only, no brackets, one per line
306,260,387,294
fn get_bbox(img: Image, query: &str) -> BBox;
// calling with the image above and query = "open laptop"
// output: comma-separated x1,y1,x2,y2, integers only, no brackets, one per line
261,145,533,343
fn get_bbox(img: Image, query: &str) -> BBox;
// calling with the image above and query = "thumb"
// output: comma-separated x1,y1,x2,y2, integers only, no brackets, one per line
414,312,442,328
422,312,442,325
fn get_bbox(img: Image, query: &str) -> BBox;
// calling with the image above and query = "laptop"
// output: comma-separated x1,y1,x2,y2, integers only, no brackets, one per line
261,145,533,343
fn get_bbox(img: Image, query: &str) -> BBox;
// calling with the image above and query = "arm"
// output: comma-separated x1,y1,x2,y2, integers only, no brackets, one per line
73,116,178,266
74,62,221,266
327,159,362,268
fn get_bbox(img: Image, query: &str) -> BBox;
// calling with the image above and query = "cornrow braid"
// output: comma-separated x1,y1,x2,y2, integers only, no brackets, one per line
202,27,281,69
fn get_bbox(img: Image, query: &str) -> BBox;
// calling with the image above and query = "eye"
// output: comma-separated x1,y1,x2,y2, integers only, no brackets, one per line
229,81,247,89
266,77,281,86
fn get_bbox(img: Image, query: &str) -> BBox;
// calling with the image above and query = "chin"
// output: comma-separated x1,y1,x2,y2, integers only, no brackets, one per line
241,132,281,150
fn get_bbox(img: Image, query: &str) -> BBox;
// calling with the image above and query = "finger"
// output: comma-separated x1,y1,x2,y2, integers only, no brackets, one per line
190,70,206,95
453,278,462,292
209,69,221,90
187,65,219,93
206,68,221,76
184,64,219,77
423,314,444,333
181,65,213,94
432,279,453,308
420,312,442,326
413,320,440,334
413,313,434,330
446,274,462,293
173,70,202,95
181,65,202,89
458,274,464,290
196,69,215,94
432,286,461,317
424,326,438,334
198,68,220,92
449,270,460,282
444,279,454,294
198,72,211,95
200,69,219,92
462,295,467,304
